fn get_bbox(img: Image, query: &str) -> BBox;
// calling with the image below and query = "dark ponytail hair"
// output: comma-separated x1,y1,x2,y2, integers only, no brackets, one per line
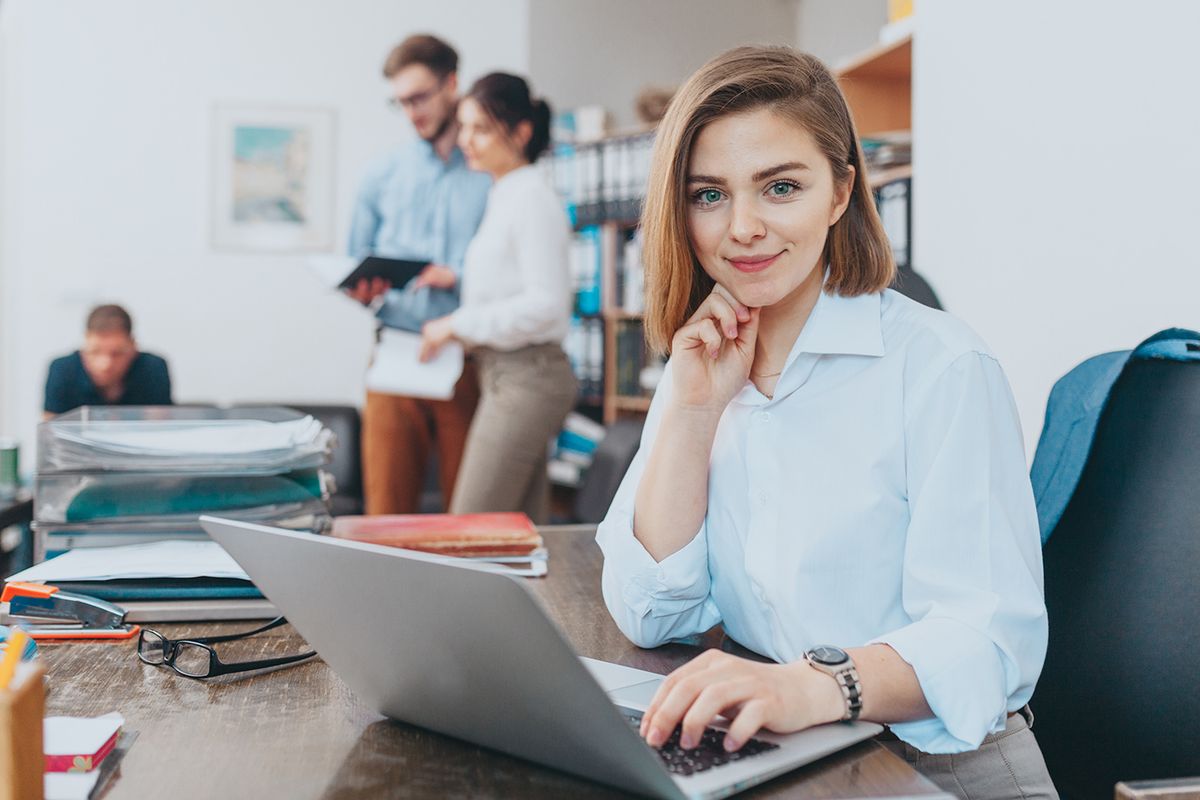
465,72,552,163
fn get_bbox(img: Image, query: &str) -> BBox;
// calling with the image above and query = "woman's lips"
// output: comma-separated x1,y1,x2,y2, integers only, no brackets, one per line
728,251,782,274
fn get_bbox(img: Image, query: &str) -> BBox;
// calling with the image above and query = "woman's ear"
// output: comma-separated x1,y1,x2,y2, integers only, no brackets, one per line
829,165,856,227
513,119,533,151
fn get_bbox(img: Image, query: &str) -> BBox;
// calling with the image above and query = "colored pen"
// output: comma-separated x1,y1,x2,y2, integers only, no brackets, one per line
0,628,29,689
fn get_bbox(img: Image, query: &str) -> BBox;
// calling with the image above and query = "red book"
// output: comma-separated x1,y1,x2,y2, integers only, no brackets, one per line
330,512,542,558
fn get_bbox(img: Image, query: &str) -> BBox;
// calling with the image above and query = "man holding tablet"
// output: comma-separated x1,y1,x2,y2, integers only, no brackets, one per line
346,34,490,514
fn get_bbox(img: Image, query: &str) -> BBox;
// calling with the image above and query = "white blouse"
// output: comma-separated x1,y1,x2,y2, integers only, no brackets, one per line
596,287,1048,754
449,164,573,350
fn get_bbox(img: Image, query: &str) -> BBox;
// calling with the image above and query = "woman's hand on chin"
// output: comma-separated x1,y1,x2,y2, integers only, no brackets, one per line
669,285,759,416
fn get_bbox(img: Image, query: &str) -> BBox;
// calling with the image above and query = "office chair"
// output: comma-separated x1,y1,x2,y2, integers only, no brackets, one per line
572,417,644,524
1033,357,1200,797
890,265,942,310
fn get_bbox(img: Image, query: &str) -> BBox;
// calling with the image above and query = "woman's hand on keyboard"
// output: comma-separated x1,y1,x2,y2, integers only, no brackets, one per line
639,649,844,753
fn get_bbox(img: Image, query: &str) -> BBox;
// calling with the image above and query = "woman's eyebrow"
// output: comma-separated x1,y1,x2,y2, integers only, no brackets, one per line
752,161,809,182
687,162,811,185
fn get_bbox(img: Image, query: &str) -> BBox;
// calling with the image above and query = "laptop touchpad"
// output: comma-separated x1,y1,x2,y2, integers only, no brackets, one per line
607,678,662,710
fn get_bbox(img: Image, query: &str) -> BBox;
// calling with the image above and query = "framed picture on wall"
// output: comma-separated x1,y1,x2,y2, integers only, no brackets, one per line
211,105,336,252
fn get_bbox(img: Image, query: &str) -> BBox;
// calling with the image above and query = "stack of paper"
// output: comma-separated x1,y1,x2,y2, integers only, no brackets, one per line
34,406,334,559
4,540,273,621
38,407,332,473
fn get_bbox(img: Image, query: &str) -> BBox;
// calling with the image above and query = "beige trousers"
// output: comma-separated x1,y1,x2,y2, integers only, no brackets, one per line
449,343,578,523
878,707,1059,800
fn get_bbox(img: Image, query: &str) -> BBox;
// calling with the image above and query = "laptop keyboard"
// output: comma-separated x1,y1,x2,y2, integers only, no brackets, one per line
622,712,780,777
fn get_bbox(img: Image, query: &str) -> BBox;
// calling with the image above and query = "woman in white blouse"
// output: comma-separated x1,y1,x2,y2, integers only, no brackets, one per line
418,72,576,521
596,47,1057,799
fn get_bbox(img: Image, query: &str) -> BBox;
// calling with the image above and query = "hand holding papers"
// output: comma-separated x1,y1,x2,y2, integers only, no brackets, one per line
366,329,464,401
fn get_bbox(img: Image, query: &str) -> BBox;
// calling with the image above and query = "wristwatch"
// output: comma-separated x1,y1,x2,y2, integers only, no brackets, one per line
804,645,863,721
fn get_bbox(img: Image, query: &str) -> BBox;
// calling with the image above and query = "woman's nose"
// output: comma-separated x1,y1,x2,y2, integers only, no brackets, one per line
728,196,766,243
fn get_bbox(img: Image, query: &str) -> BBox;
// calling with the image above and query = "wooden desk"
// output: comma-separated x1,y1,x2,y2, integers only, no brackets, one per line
37,526,945,799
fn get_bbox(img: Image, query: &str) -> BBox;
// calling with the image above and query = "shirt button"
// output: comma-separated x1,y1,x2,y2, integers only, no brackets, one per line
761,411,772,423
758,491,769,505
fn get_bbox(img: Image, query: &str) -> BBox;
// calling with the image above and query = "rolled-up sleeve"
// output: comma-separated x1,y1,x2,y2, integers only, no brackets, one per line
595,364,722,648
872,351,1048,753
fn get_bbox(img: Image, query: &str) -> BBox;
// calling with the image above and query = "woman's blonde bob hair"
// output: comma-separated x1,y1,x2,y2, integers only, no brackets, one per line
641,46,895,354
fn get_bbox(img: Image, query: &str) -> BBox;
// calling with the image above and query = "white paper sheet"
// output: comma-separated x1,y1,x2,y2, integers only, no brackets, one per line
365,328,464,400
7,540,250,583
306,254,358,287
44,712,124,757
44,770,100,800
55,416,325,456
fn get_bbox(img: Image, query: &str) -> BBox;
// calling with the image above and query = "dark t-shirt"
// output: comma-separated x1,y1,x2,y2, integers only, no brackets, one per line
43,351,173,415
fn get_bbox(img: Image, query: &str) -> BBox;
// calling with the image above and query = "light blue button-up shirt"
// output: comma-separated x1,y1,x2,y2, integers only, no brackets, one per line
597,287,1047,755
348,138,491,332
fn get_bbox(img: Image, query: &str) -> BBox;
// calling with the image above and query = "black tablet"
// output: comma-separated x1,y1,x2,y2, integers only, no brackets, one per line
337,256,429,291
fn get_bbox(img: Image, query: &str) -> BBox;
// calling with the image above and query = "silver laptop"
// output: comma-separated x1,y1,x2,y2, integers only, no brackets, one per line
199,516,882,800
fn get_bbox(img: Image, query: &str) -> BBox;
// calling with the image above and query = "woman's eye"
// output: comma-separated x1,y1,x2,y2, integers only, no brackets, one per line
768,180,800,198
694,188,724,206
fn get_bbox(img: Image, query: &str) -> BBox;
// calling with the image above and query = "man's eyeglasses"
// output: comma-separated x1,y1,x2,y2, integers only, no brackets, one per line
137,616,317,679
388,80,444,112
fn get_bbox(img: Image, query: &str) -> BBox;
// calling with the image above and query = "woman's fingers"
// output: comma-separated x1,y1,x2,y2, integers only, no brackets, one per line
723,698,769,752
685,290,747,339
678,680,754,749
710,283,751,323
675,318,725,359
643,671,710,747
641,650,737,744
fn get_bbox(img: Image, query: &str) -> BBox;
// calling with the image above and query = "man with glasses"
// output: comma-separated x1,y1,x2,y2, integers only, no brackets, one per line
346,34,490,514
43,304,172,419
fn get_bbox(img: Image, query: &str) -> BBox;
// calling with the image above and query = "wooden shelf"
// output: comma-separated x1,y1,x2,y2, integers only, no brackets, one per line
603,309,644,322
611,396,652,412
868,162,912,190
835,34,911,138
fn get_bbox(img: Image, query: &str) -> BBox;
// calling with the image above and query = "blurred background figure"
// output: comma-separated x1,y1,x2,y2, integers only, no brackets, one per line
43,304,172,419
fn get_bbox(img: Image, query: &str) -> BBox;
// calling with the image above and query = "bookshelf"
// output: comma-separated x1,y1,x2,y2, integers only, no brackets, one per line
835,34,912,138
837,33,914,272
546,130,657,426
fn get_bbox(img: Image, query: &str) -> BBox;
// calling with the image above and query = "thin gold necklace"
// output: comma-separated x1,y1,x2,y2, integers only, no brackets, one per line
751,368,783,378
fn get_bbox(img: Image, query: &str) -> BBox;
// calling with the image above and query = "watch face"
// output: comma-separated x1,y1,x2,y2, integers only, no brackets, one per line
809,646,849,666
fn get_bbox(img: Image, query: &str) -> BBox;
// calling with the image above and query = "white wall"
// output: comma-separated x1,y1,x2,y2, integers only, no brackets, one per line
914,1,1200,455
527,0,796,130
794,0,887,68
0,0,529,461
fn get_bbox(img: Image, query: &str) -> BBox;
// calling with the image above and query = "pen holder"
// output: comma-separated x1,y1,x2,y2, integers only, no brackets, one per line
0,660,45,800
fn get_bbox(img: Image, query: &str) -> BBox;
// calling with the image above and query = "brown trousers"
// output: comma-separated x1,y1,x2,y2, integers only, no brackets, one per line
361,361,480,514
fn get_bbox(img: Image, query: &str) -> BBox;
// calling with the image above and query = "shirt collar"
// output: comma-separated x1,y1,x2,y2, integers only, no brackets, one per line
784,285,886,364
411,136,467,169
735,285,885,406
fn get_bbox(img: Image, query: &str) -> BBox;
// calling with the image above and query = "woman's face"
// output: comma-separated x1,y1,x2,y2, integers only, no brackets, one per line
686,107,853,313
457,97,527,177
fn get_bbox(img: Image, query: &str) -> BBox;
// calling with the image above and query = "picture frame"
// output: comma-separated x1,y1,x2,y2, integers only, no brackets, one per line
211,105,336,252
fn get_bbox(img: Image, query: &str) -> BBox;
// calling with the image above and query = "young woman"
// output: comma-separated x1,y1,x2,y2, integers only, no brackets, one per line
418,72,577,522
596,47,1056,799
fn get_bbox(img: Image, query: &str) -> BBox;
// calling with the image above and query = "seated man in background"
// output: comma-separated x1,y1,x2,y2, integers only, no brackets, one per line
43,304,172,418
